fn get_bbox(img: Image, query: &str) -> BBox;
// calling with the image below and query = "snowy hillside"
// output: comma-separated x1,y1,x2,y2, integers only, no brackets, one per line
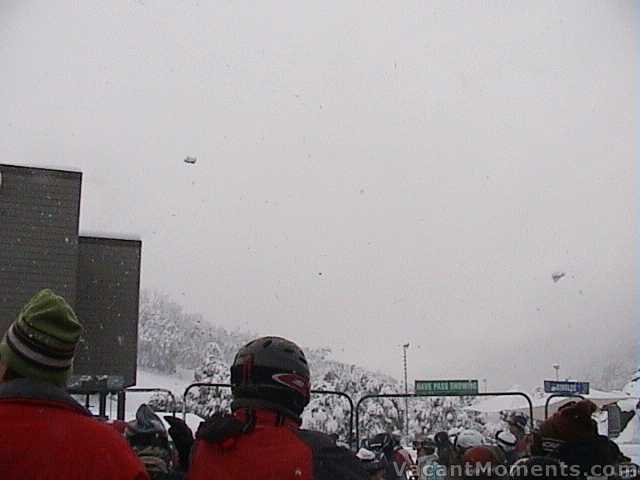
125,368,201,432
136,290,487,443
137,352,486,445
135,291,639,448
138,290,251,373
623,366,640,398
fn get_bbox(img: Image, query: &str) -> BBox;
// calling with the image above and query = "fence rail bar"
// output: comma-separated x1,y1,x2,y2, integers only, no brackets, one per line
181,383,355,447
125,388,178,417
544,393,585,419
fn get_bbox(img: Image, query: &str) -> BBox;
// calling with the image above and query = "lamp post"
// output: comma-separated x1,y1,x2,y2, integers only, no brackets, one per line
553,364,560,381
402,343,410,437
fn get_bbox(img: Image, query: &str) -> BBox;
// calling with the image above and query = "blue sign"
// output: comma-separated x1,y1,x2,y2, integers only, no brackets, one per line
544,381,590,395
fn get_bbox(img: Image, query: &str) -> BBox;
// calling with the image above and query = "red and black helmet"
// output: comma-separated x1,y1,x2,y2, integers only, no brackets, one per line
230,336,311,419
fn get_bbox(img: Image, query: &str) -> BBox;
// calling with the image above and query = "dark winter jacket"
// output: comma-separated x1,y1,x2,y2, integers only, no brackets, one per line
553,436,628,469
532,433,629,478
148,473,185,480
512,433,532,461
435,432,457,467
188,408,368,480
0,379,149,480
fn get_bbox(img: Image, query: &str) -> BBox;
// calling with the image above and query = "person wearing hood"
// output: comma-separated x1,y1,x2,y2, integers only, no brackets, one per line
434,431,456,467
414,434,445,480
454,429,485,460
506,413,531,458
0,289,148,480
125,404,183,480
462,446,506,480
495,430,518,465
531,400,629,475
357,448,387,480
507,413,528,441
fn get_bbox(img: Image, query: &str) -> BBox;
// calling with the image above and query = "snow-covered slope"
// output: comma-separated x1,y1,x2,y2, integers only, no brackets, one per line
623,367,640,398
126,368,202,432
128,368,194,411
134,368,194,395
134,291,640,450
618,414,640,445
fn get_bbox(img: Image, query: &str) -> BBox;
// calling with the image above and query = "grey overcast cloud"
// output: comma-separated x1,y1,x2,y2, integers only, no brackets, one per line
0,1,637,389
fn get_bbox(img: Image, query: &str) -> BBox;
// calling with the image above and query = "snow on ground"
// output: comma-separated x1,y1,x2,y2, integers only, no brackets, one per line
624,371,640,397
81,368,203,432
123,368,193,415
467,386,636,421
620,444,640,464
133,367,194,399
125,368,202,431
618,413,640,445
619,370,640,462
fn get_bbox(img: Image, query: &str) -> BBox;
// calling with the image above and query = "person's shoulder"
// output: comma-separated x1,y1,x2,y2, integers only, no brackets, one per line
296,429,337,447
71,414,134,446
395,447,413,462
295,429,360,457
295,430,368,479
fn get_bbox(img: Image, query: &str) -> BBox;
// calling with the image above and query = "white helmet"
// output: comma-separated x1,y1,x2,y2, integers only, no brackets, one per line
356,448,376,461
454,429,484,450
495,430,517,452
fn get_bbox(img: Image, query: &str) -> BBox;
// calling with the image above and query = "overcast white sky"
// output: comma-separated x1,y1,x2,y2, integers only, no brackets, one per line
1,1,638,389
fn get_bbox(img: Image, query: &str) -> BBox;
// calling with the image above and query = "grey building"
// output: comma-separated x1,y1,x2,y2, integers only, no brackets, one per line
75,236,142,387
0,165,81,327
0,164,141,391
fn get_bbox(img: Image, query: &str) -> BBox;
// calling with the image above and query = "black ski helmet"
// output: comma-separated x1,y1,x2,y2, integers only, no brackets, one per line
367,433,394,453
230,336,311,418
125,404,169,449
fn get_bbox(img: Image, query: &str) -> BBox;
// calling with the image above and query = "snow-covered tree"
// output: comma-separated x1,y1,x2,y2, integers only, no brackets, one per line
185,341,233,418
139,291,488,445
138,290,255,374
623,364,640,398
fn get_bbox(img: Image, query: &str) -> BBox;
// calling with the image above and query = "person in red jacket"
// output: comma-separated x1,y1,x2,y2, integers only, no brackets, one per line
188,336,368,480
0,289,149,480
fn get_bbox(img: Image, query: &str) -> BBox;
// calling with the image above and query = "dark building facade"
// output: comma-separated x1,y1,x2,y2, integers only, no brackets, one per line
0,165,82,329
75,237,142,387
0,164,141,388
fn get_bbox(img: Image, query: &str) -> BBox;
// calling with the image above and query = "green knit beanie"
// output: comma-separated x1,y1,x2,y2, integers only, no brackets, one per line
0,289,83,386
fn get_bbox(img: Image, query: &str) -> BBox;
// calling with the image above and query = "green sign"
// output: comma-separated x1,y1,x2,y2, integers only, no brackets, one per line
415,379,479,396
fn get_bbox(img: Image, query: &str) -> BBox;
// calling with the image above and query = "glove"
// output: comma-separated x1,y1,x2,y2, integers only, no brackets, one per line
164,416,194,471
